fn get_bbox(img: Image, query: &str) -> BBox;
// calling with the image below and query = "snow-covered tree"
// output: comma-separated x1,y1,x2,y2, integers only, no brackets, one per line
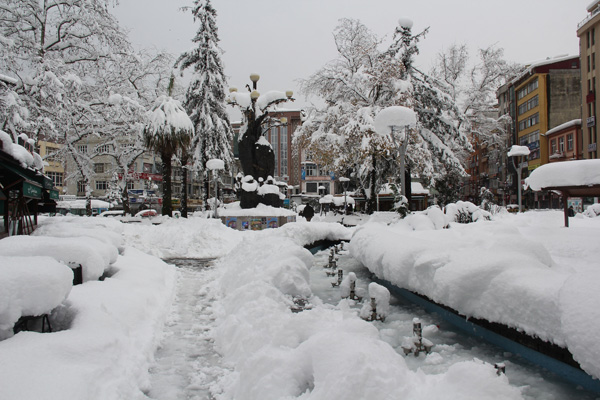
431,44,521,147
175,0,233,215
295,18,470,213
143,95,194,216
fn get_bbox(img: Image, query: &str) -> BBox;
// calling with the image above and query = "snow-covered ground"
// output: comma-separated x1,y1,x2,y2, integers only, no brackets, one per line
0,208,599,399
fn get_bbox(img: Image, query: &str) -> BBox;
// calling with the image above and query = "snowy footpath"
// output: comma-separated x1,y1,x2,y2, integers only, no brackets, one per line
147,259,224,400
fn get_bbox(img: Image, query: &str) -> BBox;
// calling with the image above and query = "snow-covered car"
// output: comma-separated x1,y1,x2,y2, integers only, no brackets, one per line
99,210,125,217
134,209,158,218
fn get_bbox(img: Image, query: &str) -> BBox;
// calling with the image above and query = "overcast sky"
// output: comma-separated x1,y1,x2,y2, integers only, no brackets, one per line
111,0,591,111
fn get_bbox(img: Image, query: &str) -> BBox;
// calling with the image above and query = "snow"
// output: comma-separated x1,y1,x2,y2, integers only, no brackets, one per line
256,90,289,109
206,158,225,170
526,159,600,190
349,210,600,379
146,95,194,136
228,91,252,108
1,129,35,168
373,106,417,138
220,202,296,217
0,73,18,85
544,119,581,137
0,256,72,339
507,145,531,157
1,210,600,398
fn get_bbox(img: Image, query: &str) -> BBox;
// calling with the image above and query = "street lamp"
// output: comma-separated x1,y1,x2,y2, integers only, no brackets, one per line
206,158,225,218
374,106,417,199
507,145,531,213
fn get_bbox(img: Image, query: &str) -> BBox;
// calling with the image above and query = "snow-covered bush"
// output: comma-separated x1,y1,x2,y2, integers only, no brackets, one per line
390,183,409,218
445,201,491,224
583,204,600,218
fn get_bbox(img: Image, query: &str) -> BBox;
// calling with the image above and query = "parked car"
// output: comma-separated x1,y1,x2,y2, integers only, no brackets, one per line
134,209,158,218
99,210,125,217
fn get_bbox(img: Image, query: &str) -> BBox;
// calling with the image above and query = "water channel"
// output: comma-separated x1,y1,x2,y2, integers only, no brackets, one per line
148,250,598,400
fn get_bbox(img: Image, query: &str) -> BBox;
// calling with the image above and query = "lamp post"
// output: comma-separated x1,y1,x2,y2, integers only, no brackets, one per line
374,106,417,200
507,145,531,213
206,159,225,218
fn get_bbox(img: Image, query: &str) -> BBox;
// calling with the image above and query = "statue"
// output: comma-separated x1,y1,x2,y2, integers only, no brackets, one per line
228,73,293,209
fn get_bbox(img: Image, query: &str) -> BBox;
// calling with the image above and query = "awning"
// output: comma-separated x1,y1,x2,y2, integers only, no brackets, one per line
0,160,44,199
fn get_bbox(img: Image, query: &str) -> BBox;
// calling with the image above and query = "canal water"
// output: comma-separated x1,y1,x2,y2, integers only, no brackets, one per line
311,246,599,400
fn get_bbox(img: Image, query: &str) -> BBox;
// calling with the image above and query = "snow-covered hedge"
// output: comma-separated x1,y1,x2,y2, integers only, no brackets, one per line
583,204,600,218
444,201,492,224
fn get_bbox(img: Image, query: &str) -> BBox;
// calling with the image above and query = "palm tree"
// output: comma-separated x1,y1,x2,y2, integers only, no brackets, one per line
143,95,194,216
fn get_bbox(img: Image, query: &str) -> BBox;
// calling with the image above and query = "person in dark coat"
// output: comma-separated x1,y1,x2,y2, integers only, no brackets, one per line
301,204,314,221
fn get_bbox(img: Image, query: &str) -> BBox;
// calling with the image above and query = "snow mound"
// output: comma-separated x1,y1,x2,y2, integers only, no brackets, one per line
0,256,72,339
0,235,117,282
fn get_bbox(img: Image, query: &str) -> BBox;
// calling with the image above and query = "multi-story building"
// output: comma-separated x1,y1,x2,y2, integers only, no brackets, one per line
544,119,583,162
38,140,64,194
578,1,600,159
513,55,581,171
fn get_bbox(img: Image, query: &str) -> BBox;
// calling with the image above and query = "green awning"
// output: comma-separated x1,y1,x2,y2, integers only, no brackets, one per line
0,161,44,199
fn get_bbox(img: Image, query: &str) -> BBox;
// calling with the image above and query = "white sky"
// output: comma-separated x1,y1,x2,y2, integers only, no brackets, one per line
111,0,591,111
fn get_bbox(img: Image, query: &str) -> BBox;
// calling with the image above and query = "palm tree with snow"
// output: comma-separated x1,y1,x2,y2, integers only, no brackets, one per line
143,95,194,216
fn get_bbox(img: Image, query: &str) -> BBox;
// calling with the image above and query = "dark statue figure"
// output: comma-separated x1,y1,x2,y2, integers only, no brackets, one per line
232,75,293,209
237,114,274,182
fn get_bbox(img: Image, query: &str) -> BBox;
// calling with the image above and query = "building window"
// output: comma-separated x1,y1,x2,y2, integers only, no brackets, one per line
45,146,61,161
270,126,279,176
305,163,316,176
47,171,64,186
593,28,596,46
77,181,86,194
551,139,557,154
517,95,539,115
517,78,538,100
280,125,288,176
95,181,108,191
593,53,596,70
94,163,105,173
143,163,153,173
95,144,111,154
558,137,565,152
567,133,574,151
77,144,87,154
588,55,591,73
518,113,539,131
306,182,318,193
127,182,135,190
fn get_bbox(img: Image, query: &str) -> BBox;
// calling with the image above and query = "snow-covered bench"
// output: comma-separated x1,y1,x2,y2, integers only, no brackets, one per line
0,256,73,340
0,235,118,282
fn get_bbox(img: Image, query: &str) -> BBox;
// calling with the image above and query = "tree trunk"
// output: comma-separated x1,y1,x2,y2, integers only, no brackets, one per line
181,166,188,218
161,151,173,217
365,154,377,215
122,185,131,215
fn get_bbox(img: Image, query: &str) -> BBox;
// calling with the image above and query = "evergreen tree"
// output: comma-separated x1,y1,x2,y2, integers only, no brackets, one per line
175,0,233,213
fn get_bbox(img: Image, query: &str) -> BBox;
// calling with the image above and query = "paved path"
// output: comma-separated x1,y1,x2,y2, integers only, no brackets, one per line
147,259,224,400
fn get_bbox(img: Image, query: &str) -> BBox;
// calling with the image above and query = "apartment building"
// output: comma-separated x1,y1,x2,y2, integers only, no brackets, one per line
578,0,600,159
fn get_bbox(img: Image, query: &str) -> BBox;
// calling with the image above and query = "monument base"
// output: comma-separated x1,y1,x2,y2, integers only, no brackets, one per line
219,202,296,231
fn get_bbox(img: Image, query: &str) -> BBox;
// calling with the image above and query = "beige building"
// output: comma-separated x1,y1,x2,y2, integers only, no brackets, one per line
578,0,600,159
